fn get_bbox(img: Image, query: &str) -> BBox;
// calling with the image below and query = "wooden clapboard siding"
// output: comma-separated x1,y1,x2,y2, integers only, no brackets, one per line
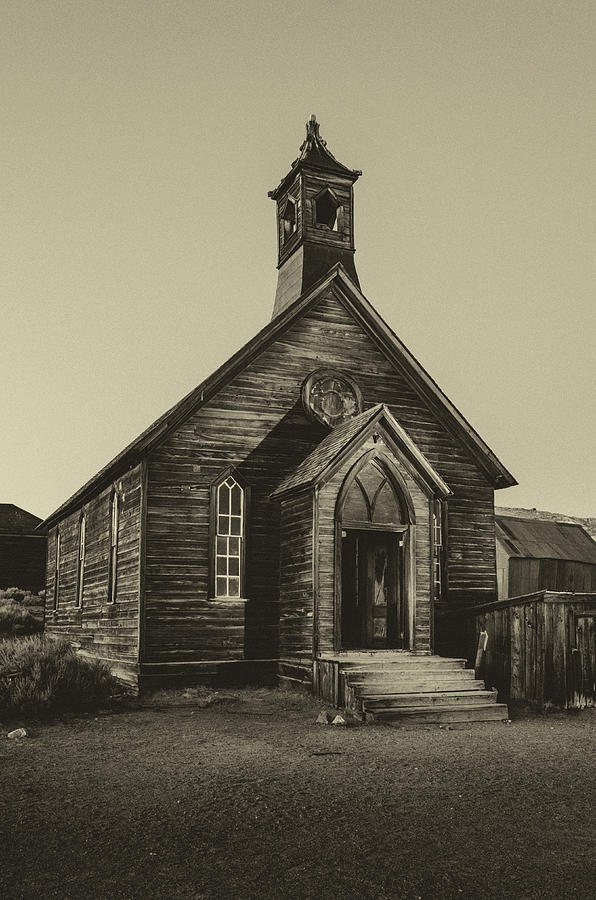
143,288,497,663
278,491,314,659
44,465,143,683
317,433,433,653
302,173,353,247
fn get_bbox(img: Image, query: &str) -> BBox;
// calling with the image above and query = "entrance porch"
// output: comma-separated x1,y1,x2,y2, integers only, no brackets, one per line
314,651,508,725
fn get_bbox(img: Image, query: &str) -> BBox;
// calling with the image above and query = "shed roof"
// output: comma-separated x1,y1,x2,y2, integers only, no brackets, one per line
496,515,596,565
271,404,451,500
0,504,46,535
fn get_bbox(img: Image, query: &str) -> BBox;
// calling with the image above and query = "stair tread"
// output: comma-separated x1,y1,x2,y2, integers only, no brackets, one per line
352,669,480,684
339,659,467,665
362,690,496,700
339,660,466,672
349,678,483,691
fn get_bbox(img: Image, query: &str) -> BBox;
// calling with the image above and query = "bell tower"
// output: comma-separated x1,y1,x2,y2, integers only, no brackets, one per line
268,116,362,319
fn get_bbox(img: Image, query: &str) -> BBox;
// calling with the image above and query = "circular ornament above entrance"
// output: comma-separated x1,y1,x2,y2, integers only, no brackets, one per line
302,368,363,428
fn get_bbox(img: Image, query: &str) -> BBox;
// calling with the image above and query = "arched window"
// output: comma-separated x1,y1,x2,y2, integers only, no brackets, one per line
76,513,86,608
341,457,408,526
212,473,246,598
108,491,119,604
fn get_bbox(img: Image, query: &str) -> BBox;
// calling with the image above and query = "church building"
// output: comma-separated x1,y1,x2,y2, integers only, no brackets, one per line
43,118,516,721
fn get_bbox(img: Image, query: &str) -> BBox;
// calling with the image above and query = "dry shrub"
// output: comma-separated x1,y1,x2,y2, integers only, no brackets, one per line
3,588,26,603
0,636,117,718
0,599,43,636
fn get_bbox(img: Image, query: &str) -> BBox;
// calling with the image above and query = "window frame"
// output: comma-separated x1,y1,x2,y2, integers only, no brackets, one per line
53,529,61,610
75,512,86,609
432,498,445,601
107,490,119,604
313,186,341,232
209,469,249,600
280,195,297,245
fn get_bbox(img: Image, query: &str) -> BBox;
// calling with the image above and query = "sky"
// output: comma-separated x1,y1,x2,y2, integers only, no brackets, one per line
2,0,595,520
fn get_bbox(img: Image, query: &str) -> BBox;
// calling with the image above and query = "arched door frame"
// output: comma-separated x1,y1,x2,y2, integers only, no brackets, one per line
334,448,417,652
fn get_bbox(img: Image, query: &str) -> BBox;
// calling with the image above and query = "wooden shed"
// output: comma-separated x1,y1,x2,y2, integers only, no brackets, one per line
496,514,596,598
0,504,47,594
455,592,596,709
41,118,517,723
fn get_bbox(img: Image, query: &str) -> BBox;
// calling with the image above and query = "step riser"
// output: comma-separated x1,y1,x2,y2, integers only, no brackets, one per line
339,664,469,676
349,672,477,684
363,691,497,709
368,704,509,725
352,679,482,692
356,682,488,696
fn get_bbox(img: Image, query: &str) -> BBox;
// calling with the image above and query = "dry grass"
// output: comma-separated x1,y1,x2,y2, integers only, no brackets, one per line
1,689,594,900
0,599,43,636
0,636,117,717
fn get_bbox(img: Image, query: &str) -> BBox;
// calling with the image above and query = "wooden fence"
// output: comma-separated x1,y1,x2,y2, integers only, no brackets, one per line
452,591,596,709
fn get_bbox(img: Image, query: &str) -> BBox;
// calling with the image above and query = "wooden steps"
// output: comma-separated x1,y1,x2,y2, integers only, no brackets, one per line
366,703,508,726
332,653,509,726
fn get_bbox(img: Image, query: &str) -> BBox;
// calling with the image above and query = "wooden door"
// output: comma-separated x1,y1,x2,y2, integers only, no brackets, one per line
571,613,596,708
341,530,403,649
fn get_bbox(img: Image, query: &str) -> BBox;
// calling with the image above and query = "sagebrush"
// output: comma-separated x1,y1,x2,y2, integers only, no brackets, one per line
0,599,43,636
0,636,117,717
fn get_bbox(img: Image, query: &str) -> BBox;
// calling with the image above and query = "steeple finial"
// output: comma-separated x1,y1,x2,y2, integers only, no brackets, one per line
306,114,325,145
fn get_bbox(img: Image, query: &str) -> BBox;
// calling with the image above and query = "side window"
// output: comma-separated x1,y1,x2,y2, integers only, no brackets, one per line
212,473,246,598
314,187,340,231
433,499,444,600
108,491,119,603
76,514,86,608
280,195,297,244
53,530,61,609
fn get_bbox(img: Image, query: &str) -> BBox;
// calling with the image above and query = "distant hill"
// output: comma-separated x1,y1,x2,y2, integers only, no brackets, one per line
496,506,596,541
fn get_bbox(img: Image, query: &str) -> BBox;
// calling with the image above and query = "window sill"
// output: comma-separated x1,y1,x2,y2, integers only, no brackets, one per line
209,596,249,604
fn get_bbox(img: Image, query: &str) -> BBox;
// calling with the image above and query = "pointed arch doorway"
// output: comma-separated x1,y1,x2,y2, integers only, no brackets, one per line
336,451,415,650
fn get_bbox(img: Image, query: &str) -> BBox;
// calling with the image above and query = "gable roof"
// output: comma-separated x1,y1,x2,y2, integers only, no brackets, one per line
271,404,451,500
496,515,596,565
0,504,46,535
42,264,516,529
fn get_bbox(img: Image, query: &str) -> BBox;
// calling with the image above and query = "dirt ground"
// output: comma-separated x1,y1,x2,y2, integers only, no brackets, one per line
1,688,595,900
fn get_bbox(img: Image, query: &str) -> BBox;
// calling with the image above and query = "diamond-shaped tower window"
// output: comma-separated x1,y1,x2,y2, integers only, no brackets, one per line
314,187,340,231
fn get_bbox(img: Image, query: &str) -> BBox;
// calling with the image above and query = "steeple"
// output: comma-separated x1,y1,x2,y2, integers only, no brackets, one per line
269,116,362,319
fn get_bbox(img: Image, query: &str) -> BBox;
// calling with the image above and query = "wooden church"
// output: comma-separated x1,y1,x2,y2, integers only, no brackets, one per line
43,117,516,723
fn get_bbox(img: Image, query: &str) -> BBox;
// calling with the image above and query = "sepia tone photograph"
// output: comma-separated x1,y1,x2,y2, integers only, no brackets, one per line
1,2,595,898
